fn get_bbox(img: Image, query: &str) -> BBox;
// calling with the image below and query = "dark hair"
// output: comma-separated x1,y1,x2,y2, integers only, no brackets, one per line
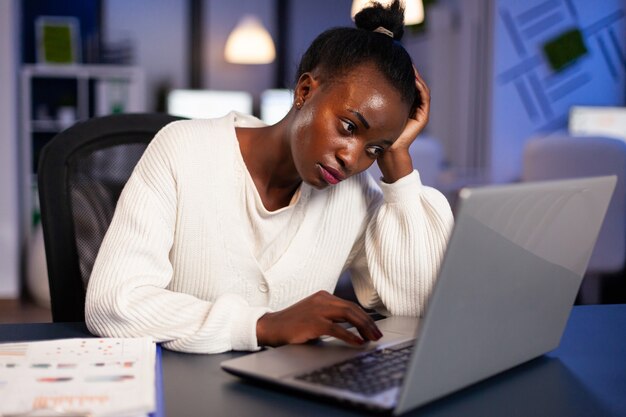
296,0,420,116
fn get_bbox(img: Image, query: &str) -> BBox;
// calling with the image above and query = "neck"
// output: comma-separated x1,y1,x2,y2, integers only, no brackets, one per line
236,110,302,209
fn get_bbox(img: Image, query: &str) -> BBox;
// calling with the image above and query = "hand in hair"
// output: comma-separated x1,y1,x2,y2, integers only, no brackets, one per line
394,67,430,149
376,67,431,183
256,290,383,347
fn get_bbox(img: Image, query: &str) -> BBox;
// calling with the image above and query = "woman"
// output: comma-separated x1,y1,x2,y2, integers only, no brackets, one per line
85,0,454,353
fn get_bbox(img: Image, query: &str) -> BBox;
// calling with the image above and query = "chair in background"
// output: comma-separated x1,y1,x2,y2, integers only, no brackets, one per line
522,134,626,303
38,113,184,322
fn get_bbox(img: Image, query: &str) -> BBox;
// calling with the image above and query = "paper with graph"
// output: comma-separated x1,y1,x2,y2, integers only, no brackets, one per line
0,337,155,417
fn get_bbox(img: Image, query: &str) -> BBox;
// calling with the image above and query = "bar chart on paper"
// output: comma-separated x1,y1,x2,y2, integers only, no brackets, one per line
0,337,156,417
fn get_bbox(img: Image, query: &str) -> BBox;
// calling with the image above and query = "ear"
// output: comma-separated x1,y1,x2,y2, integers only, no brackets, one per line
294,72,320,107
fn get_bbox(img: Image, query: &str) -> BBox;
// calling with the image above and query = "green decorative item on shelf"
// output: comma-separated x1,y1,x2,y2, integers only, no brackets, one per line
543,28,588,72
36,16,82,64
108,79,128,114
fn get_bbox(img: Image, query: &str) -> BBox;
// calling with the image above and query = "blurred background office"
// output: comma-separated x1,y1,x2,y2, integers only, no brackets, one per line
1,0,625,320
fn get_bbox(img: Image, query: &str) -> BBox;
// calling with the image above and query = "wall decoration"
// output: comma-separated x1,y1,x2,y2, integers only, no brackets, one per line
543,28,588,71
489,0,625,182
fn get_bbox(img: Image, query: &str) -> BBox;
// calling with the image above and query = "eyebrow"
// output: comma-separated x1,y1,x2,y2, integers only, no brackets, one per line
349,109,370,129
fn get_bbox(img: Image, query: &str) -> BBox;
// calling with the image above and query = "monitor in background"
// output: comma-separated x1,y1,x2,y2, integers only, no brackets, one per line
260,89,293,124
569,106,626,140
167,89,253,119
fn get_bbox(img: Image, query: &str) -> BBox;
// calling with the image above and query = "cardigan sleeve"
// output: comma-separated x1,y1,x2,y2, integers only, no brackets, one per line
348,170,454,316
85,122,270,354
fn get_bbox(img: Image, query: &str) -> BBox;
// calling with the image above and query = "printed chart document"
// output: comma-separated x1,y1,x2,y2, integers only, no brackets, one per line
0,337,156,417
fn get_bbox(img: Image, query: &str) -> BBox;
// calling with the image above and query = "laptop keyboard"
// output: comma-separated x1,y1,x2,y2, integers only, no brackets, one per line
294,342,414,396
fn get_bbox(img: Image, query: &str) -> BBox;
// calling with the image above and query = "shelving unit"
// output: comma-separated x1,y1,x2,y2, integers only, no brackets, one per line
20,64,145,250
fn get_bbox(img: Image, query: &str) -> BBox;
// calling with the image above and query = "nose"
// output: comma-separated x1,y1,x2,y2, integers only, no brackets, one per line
335,142,365,176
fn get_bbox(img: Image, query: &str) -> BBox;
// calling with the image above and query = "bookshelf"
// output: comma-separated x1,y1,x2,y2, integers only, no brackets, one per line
21,64,145,173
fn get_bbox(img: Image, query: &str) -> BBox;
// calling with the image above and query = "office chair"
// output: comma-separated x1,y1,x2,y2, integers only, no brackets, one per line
38,113,184,322
522,134,626,303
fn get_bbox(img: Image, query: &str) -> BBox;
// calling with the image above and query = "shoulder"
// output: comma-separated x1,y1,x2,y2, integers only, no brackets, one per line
132,115,241,184
150,111,262,150
153,116,233,146
145,114,240,161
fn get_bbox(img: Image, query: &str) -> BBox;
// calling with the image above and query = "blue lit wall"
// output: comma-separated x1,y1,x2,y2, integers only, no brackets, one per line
490,0,625,182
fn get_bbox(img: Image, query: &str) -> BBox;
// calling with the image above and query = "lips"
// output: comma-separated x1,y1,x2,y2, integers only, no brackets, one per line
318,164,345,185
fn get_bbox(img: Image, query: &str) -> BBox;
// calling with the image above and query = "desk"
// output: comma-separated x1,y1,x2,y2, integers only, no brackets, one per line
2,305,625,416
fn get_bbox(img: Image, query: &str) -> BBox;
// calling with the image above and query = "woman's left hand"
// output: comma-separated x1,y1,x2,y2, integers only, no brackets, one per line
377,67,430,182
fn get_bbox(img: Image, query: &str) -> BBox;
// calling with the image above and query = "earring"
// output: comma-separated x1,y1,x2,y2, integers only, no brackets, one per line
295,100,303,109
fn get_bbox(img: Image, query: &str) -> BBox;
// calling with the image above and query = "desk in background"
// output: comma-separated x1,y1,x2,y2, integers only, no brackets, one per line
1,305,625,416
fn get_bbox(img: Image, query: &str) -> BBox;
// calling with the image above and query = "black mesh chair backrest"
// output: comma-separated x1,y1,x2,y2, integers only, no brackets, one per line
38,113,185,322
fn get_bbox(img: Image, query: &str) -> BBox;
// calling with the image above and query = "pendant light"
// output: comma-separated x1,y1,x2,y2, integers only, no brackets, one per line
224,15,276,64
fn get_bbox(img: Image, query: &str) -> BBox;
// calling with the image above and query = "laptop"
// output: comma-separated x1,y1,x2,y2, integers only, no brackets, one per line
222,176,616,415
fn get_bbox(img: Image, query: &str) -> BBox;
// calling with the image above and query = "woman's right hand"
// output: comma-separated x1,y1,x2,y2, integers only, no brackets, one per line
256,290,383,347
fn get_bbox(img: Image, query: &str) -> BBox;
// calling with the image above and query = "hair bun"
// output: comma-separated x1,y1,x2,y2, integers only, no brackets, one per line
354,0,405,41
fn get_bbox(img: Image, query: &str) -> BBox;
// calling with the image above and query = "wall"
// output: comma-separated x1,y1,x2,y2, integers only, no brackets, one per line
0,0,21,298
426,0,626,184
102,0,189,110
285,0,353,87
490,0,626,182
104,0,277,112
426,3,462,173
203,0,428,113
203,0,276,111
103,0,430,116
425,0,495,183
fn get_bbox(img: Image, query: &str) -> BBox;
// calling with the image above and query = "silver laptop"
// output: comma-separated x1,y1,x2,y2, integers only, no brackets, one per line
222,176,616,415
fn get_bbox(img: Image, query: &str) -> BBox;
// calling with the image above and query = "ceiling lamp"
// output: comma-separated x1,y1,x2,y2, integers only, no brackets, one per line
224,15,276,64
351,0,424,25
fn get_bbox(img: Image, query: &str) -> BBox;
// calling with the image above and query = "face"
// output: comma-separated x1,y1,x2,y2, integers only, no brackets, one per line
289,63,409,190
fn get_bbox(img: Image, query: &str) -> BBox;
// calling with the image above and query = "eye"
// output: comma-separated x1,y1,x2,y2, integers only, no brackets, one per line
366,145,385,158
340,119,356,135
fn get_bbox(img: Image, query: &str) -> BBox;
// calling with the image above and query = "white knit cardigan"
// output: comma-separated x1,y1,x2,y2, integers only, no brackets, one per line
85,112,454,354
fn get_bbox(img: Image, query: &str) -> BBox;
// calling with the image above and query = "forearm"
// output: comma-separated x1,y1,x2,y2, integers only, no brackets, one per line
358,172,454,316
86,270,270,353
378,67,431,184
377,147,413,183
